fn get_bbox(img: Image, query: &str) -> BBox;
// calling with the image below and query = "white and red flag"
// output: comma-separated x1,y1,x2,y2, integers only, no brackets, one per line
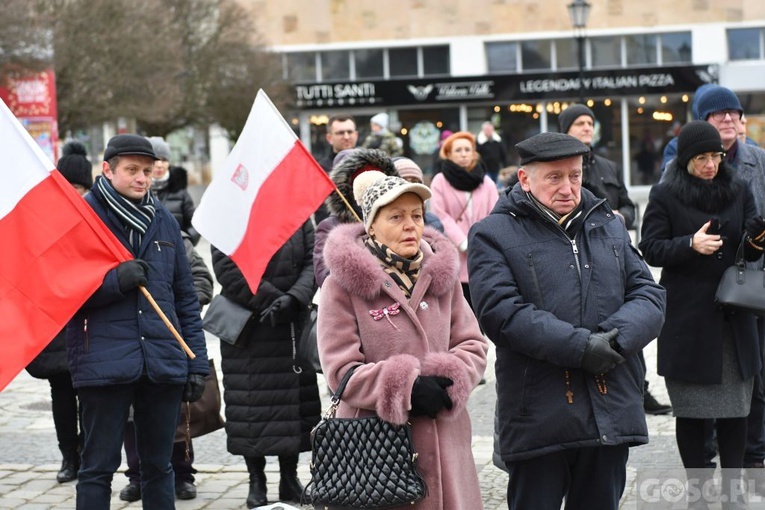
0,99,132,391
192,89,335,293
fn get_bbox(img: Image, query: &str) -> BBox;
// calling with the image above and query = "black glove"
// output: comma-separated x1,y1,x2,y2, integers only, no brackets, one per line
116,260,149,293
745,217,765,245
259,294,296,327
410,376,453,419
581,328,625,375
182,373,206,403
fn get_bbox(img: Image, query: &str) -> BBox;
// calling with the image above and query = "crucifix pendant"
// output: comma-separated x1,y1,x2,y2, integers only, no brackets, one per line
566,390,574,404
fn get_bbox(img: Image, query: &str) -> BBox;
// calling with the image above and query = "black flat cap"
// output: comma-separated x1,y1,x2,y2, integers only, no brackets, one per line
103,134,158,161
516,132,590,166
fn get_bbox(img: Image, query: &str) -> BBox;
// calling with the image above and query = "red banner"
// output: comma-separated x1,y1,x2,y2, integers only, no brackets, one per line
0,68,59,162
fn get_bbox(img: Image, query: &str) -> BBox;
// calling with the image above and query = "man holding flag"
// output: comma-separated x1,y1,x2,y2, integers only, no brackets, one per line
66,134,209,510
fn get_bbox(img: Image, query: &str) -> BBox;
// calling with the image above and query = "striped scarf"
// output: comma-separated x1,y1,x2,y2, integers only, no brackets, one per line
95,175,155,253
365,237,423,299
526,191,584,239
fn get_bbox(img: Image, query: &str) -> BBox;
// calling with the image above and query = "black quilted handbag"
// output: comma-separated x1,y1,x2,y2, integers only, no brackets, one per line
302,365,427,508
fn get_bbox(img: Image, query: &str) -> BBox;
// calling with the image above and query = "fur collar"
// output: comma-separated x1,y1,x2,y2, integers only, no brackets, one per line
662,159,741,214
325,149,398,224
323,223,459,300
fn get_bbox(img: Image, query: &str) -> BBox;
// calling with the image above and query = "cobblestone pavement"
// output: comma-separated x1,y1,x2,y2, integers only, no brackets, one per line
0,241,680,509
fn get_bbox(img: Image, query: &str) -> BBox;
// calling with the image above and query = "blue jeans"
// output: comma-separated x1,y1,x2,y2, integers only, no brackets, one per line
76,378,184,510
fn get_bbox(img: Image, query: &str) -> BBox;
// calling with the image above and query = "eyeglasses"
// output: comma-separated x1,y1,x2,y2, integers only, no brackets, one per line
710,110,741,122
691,152,724,167
332,130,356,136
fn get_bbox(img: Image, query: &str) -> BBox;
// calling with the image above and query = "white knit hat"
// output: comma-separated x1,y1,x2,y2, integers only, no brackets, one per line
352,170,431,232
370,113,389,130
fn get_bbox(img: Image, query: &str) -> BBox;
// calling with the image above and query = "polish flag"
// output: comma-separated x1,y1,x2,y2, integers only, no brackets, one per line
192,90,335,293
0,99,132,391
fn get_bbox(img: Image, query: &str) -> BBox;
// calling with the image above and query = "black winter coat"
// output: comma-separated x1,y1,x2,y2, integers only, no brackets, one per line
212,222,321,456
639,160,762,384
583,151,636,230
152,166,200,244
26,330,68,379
468,185,666,462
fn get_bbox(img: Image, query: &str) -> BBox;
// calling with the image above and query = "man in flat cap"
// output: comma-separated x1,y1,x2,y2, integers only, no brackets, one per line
467,132,666,510
67,134,209,509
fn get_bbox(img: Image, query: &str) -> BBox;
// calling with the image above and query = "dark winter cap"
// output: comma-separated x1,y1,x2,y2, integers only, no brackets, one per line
515,132,590,166
695,85,743,121
103,134,159,161
57,141,93,190
676,120,724,169
558,104,595,135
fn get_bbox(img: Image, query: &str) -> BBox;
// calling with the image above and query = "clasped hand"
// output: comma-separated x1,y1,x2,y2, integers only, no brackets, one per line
410,376,453,419
581,328,624,375
259,295,296,327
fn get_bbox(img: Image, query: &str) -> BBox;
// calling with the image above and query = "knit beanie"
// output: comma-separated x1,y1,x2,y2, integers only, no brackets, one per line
353,170,431,232
370,113,389,130
392,157,424,183
148,136,171,161
691,84,716,120
57,141,93,190
695,86,743,121
558,104,595,135
676,121,724,169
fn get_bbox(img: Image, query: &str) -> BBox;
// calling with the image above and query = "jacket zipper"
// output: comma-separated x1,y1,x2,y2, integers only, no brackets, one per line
570,238,581,278
83,318,88,352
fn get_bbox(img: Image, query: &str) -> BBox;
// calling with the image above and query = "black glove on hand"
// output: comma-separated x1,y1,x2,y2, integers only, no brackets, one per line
259,295,296,327
182,373,206,403
410,376,453,419
116,260,149,293
581,328,625,375
745,217,765,245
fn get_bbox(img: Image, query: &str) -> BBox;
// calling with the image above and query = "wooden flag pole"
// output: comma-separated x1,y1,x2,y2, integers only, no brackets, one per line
139,286,196,359
332,188,362,223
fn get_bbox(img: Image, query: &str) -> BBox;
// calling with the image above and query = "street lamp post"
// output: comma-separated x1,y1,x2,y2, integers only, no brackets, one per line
567,0,591,104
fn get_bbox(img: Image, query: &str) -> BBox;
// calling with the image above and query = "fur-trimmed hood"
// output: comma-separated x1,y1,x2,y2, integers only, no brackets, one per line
325,148,398,224
323,223,459,300
662,158,742,214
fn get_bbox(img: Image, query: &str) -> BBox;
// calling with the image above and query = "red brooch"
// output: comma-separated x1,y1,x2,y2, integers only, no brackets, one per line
369,302,401,329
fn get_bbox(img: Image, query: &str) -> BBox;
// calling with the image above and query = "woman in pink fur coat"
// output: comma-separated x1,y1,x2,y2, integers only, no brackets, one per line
429,131,498,310
318,167,488,509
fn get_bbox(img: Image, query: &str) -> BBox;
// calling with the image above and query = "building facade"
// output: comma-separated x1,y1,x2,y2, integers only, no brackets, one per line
241,0,765,192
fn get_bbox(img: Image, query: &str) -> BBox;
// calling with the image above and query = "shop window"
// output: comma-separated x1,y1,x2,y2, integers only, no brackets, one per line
521,40,551,71
591,36,621,68
320,51,350,81
355,49,384,79
660,32,692,64
554,39,578,70
728,28,763,61
486,42,519,73
286,52,317,82
422,45,450,76
626,34,658,66
627,94,689,185
396,108,460,180
390,47,419,78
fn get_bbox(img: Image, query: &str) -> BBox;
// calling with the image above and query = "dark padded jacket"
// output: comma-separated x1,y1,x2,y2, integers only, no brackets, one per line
468,185,665,462
66,185,209,388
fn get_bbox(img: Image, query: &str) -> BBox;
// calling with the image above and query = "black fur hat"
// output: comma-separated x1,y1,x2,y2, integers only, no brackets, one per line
325,148,399,224
57,141,93,190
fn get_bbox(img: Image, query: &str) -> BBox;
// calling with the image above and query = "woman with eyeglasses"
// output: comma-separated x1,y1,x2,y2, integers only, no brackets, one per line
640,120,765,505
